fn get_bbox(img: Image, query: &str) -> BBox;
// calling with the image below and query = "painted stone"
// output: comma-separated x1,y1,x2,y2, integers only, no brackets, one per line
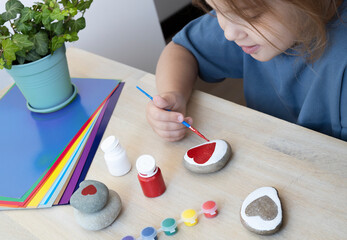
183,139,232,173
74,190,122,231
70,180,109,213
240,187,283,235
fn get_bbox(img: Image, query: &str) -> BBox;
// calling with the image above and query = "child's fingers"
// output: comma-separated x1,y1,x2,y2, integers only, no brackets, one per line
151,118,187,131
146,101,183,123
184,117,193,125
152,95,175,110
154,128,187,142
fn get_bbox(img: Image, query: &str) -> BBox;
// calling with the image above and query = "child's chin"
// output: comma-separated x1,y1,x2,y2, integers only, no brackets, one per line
251,53,277,62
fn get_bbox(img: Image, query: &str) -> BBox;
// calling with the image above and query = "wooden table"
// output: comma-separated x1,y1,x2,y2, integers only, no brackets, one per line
1,48,346,240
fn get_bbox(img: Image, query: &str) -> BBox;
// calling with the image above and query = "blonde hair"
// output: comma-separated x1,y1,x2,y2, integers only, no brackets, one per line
193,0,344,62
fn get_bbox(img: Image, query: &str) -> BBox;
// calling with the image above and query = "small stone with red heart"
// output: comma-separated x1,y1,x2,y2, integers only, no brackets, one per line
71,180,122,231
70,180,109,214
183,139,232,174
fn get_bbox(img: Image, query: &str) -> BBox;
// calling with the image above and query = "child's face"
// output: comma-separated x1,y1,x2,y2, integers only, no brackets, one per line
205,0,296,62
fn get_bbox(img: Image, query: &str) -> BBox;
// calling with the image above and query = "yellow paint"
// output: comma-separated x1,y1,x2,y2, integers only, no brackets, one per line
26,107,102,207
181,209,198,226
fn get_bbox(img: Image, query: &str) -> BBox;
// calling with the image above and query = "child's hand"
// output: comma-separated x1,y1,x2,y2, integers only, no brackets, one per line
146,92,193,142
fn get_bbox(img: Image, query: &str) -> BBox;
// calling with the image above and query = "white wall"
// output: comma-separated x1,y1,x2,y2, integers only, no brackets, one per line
67,0,166,74
1,0,166,90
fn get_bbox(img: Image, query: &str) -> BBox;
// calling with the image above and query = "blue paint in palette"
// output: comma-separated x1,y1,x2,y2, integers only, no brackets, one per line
141,226,158,240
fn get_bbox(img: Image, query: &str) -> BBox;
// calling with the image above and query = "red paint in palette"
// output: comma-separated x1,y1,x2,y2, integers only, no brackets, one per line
187,142,216,164
81,185,97,196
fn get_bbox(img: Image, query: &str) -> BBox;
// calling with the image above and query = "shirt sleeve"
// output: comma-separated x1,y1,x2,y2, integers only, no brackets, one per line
172,11,244,82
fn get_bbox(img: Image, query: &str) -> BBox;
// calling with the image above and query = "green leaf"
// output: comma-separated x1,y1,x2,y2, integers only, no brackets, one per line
33,11,42,24
59,0,69,6
20,7,34,22
0,26,10,37
61,1,75,8
51,21,64,35
16,55,25,64
68,17,85,32
65,31,78,42
16,22,33,33
0,58,5,69
2,38,20,64
42,8,51,25
0,14,5,25
51,35,65,52
50,8,65,21
2,0,24,21
68,8,77,17
25,49,41,62
77,0,93,11
13,34,34,50
49,1,56,8
15,49,26,57
32,31,49,56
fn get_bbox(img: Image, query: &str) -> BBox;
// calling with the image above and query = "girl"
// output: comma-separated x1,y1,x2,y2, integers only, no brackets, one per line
146,0,347,142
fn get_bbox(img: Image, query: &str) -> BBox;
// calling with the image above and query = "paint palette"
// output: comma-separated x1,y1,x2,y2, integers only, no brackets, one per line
122,200,218,239
183,139,232,173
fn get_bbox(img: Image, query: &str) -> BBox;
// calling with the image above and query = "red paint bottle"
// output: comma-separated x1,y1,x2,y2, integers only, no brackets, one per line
136,155,166,198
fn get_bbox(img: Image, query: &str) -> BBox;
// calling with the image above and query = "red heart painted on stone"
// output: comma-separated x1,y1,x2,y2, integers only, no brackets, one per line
81,184,97,196
187,142,216,164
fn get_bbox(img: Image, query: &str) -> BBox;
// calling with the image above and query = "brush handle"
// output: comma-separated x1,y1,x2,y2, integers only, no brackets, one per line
136,86,153,100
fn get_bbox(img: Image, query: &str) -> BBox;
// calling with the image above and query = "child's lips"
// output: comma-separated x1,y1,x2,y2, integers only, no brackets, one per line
240,45,260,54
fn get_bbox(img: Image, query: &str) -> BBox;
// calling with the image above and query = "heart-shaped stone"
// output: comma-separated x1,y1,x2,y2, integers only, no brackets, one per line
82,184,97,196
187,142,216,164
245,195,278,221
240,187,282,235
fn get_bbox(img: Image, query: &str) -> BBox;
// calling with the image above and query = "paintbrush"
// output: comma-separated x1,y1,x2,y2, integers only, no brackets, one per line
136,86,209,142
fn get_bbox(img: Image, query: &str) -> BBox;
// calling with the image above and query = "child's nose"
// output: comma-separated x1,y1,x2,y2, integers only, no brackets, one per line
223,22,247,41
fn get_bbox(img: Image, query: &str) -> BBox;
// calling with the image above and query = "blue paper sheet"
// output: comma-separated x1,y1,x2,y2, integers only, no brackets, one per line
0,78,119,199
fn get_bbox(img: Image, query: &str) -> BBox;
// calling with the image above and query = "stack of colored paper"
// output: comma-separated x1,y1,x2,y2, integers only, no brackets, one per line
0,78,124,209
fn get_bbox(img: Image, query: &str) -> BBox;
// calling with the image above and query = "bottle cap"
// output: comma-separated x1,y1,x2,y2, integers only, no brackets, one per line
100,135,119,153
136,154,156,176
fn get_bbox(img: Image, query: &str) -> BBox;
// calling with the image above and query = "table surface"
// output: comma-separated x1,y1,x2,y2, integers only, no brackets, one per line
1,48,346,240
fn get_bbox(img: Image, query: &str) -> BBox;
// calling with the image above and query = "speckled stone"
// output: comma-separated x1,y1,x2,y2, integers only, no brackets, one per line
74,190,122,231
240,187,283,235
70,180,109,213
183,139,232,174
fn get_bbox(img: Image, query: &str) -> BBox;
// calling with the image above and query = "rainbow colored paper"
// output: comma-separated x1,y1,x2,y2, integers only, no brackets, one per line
0,78,124,209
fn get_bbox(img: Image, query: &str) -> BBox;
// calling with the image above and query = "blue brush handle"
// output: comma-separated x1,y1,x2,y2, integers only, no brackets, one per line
136,86,191,128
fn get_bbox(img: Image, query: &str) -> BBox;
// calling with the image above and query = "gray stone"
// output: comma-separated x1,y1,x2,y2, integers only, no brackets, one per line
70,180,109,213
74,190,122,231
240,187,283,235
183,139,232,174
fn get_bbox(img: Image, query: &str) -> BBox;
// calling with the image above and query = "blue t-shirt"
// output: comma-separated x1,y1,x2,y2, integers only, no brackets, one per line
173,2,347,141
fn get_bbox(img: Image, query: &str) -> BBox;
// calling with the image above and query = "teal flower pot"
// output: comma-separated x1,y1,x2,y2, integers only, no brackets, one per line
6,44,77,113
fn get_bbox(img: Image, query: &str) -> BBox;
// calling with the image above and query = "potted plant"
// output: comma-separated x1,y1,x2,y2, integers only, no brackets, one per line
0,0,93,113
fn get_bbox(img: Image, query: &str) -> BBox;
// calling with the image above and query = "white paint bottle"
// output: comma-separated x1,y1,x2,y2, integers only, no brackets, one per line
100,136,131,176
